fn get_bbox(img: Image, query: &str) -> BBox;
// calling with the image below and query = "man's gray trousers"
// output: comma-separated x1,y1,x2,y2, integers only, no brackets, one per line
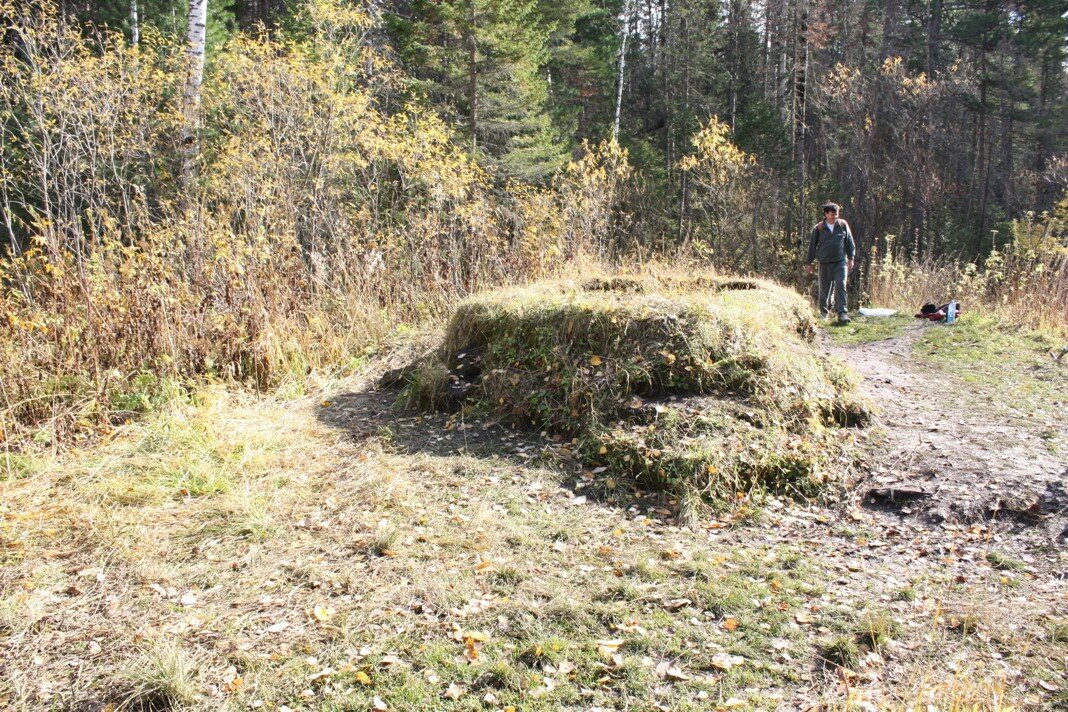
818,260,848,316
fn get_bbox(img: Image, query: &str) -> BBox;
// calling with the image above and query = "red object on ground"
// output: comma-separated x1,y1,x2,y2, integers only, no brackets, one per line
914,305,963,321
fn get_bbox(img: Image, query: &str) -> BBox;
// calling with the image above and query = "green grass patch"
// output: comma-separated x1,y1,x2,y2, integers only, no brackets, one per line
400,273,872,501
986,550,1026,571
0,451,51,481
854,610,901,650
819,635,860,670
826,313,915,345
917,316,1068,420
1049,620,1068,644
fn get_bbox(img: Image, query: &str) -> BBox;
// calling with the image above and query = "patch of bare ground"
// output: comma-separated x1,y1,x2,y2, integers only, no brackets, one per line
832,323,1067,549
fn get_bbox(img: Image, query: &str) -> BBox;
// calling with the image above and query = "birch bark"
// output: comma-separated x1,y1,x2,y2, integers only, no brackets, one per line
612,0,633,143
130,0,139,48
181,0,208,193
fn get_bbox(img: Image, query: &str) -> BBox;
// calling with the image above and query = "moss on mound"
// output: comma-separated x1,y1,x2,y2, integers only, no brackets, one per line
400,273,872,499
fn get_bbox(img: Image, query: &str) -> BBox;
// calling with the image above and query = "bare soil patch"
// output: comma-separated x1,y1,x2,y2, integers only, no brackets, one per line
831,323,1067,551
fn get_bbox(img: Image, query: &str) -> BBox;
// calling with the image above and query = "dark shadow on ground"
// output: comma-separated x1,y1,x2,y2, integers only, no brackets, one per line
314,383,685,515
317,385,547,459
859,468,1068,546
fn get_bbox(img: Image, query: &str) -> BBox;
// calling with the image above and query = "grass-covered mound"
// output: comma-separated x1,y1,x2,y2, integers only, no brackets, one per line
400,273,872,499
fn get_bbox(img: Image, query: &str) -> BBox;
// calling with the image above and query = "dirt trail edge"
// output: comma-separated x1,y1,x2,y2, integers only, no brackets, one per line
830,323,1067,551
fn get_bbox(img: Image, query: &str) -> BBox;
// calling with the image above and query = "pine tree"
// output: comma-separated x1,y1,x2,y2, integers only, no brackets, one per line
387,0,567,180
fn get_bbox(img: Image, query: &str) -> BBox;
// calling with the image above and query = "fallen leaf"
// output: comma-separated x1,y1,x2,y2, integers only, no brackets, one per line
311,605,333,623
444,683,466,700
354,671,372,686
590,355,603,366
722,617,739,631
372,696,388,711
655,661,691,681
795,610,815,624
710,653,745,671
597,639,624,658
663,598,691,611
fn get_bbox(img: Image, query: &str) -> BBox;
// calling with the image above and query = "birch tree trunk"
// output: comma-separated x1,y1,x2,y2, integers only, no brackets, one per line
612,0,633,143
182,0,208,195
130,0,139,48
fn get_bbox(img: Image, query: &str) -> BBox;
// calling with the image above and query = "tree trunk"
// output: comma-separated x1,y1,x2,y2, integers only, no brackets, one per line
728,0,740,131
181,0,209,195
130,0,139,48
678,12,691,243
793,0,809,274
926,0,942,76
661,0,671,182
878,0,898,62
773,0,786,121
613,0,633,142
468,0,478,152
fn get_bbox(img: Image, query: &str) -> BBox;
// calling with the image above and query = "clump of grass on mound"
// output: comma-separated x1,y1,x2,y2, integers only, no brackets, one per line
400,273,872,499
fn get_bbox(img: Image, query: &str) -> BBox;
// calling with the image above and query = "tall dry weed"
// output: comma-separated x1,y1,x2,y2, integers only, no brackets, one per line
0,1,632,448
865,208,1068,332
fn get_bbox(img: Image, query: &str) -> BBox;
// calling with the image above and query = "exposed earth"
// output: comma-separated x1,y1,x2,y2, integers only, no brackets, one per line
833,324,1067,549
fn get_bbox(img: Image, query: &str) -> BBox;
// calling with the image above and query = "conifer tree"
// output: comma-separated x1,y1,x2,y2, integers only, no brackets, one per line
387,0,567,180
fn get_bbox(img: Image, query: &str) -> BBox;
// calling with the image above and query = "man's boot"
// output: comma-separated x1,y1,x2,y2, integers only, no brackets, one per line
837,313,851,324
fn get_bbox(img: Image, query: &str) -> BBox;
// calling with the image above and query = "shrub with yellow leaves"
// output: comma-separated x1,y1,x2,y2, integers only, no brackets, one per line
0,1,637,448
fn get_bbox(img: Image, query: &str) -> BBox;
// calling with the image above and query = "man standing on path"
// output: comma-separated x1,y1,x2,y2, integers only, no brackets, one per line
806,202,855,323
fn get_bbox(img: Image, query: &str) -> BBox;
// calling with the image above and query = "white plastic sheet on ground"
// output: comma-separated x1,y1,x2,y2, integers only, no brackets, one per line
858,307,898,317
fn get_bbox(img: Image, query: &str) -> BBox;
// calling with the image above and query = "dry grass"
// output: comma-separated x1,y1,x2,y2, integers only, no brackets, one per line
864,243,1068,334
0,338,1061,710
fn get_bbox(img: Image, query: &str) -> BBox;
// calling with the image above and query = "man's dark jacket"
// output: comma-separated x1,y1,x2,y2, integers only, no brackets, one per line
807,219,856,264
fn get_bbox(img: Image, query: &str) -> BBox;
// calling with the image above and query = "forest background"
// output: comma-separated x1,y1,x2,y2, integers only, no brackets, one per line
1,0,1067,447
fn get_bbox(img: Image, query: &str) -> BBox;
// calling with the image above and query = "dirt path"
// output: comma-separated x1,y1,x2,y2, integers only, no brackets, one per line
830,324,1067,553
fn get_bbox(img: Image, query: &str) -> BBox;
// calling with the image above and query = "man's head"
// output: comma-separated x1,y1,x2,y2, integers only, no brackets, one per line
823,202,839,219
